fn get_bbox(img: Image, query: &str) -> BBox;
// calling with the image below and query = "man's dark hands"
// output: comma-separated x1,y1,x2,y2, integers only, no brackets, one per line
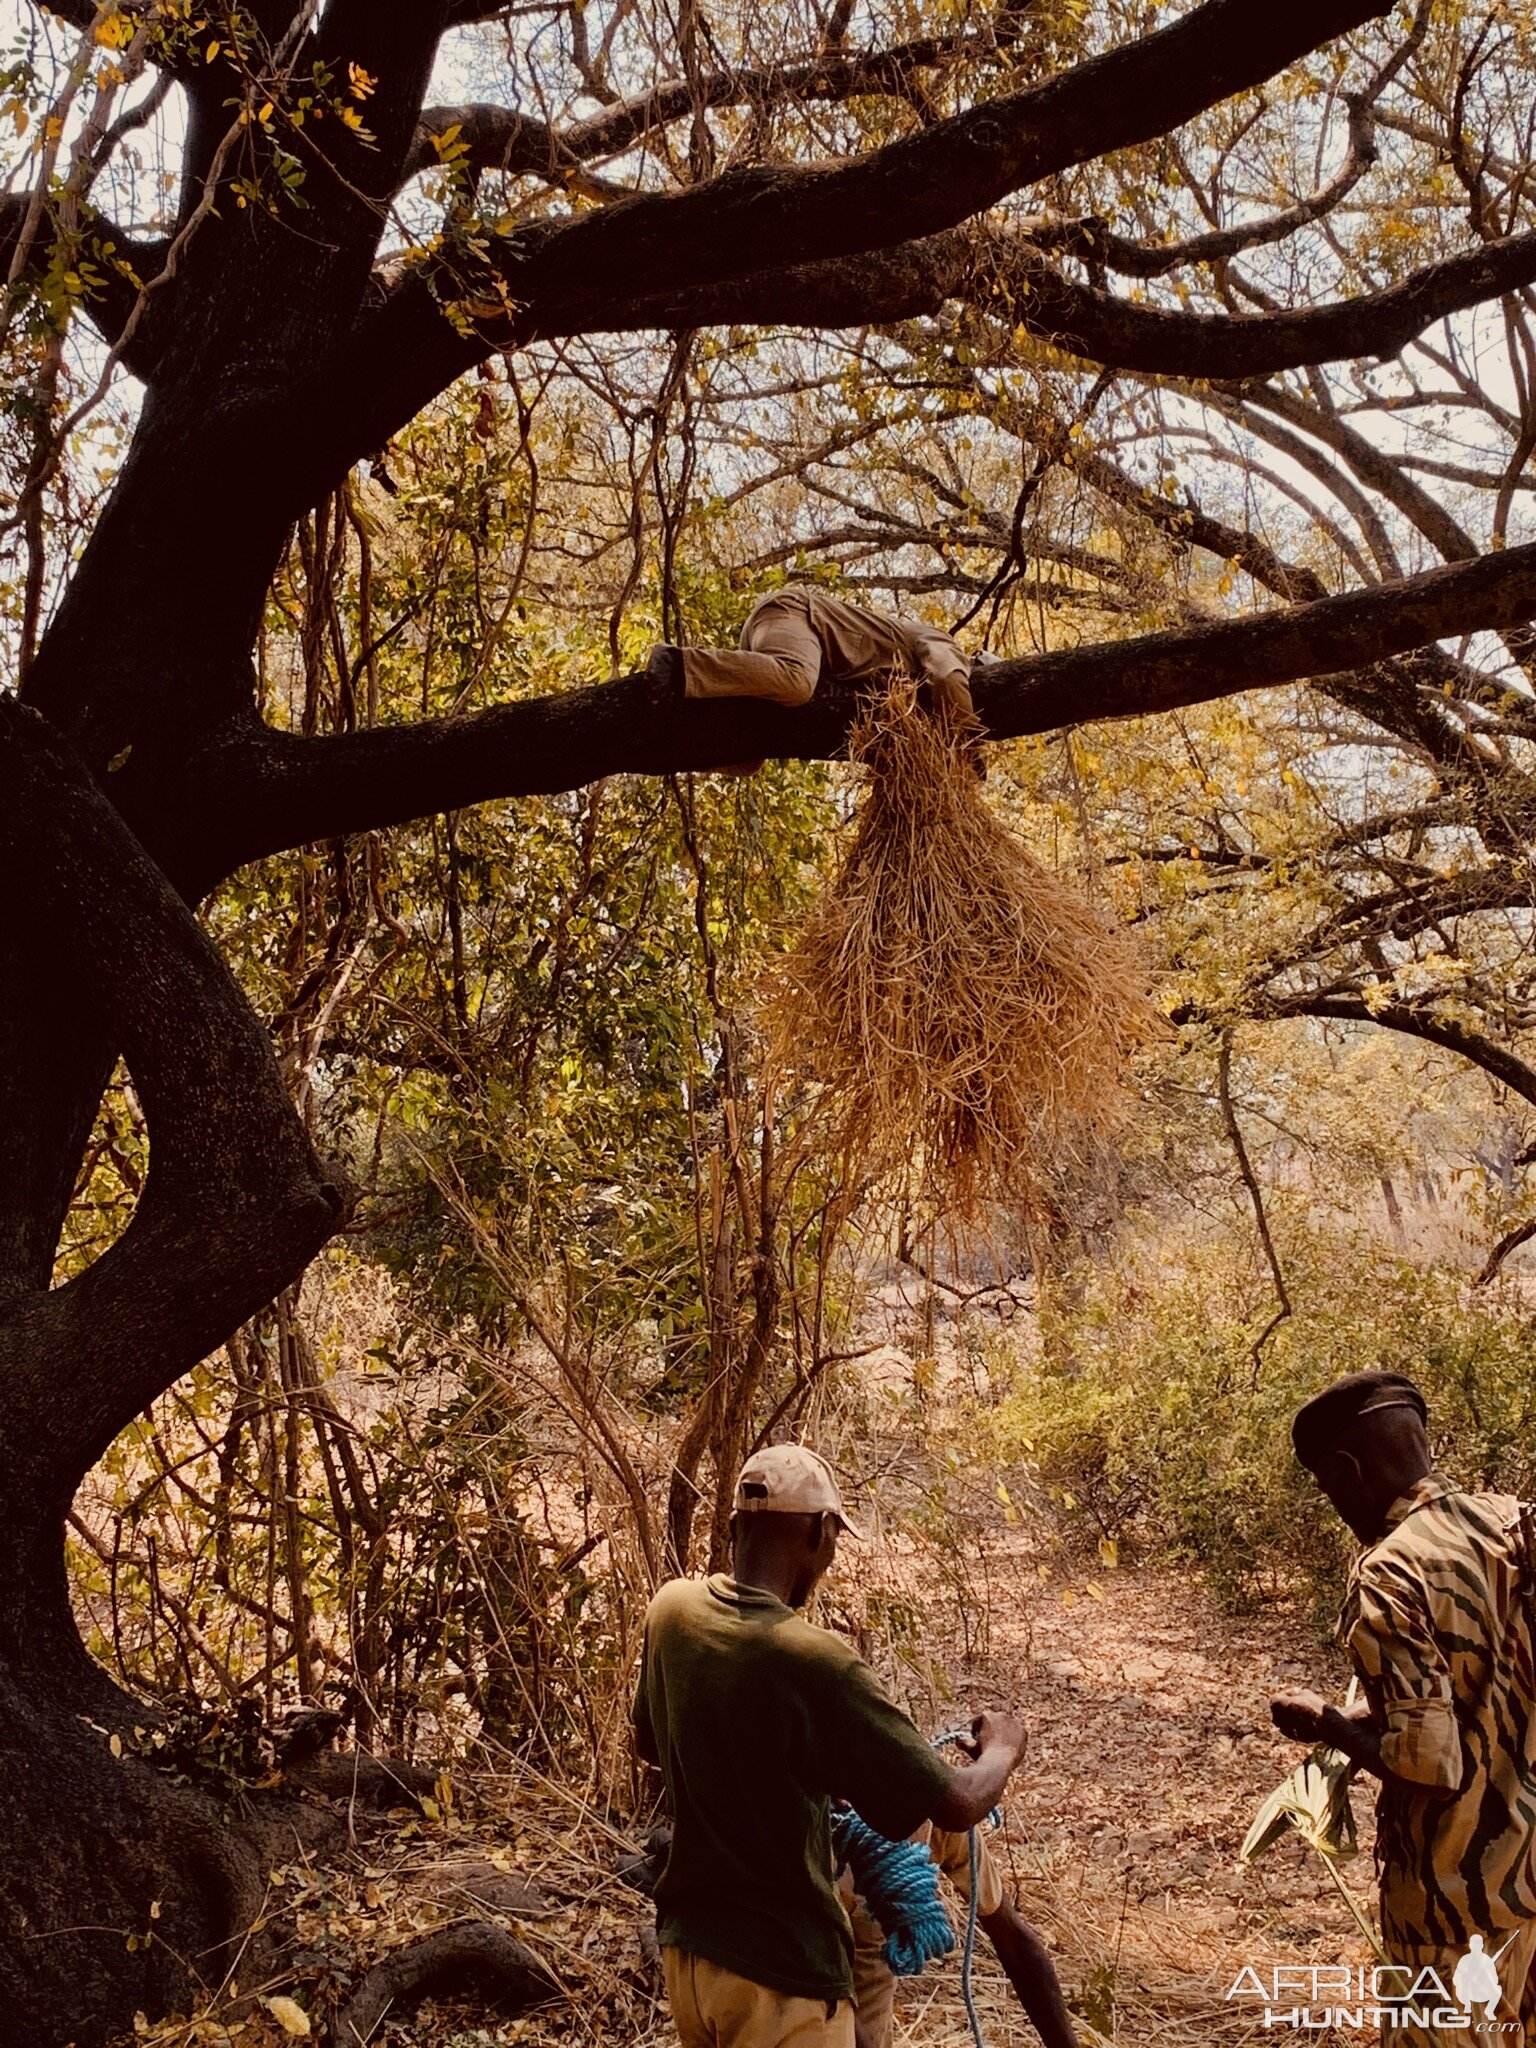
1271,1687,1333,1745
972,1709,1028,1767
932,1708,1028,1832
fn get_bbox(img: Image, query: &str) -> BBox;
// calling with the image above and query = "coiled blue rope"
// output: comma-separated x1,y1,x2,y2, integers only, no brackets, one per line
831,1724,995,2048
831,1804,957,1976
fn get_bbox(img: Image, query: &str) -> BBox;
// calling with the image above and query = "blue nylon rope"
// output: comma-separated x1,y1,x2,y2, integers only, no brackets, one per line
832,1724,993,2048
831,1804,957,1977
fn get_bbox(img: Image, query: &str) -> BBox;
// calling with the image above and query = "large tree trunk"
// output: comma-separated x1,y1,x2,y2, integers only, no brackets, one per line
0,705,346,2045
0,1516,272,2048
10,3,1536,2038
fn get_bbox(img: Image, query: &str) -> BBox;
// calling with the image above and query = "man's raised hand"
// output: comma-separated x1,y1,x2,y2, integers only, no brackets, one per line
972,1710,1028,1767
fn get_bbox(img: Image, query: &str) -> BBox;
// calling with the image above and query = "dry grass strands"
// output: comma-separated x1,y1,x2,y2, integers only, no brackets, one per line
770,681,1154,1219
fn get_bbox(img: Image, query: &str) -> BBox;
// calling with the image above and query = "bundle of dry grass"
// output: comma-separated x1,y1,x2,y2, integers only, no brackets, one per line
770,680,1154,1220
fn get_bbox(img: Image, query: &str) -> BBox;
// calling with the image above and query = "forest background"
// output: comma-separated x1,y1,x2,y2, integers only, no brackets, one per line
8,0,1536,2041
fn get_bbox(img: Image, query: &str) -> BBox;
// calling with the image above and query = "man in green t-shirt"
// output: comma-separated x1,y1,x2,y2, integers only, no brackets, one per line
633,1444,1029,2047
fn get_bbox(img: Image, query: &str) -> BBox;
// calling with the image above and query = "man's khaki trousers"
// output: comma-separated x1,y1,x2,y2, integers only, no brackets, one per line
680,597,828,707
663,1946,855,2046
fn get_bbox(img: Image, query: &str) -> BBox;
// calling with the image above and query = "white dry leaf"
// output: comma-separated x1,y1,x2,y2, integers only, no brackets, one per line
261,1996,312,2038
1241,1745,1357,1862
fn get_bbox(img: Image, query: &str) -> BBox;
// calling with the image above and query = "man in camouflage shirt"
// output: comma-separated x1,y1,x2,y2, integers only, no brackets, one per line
1271,1370,1536,2044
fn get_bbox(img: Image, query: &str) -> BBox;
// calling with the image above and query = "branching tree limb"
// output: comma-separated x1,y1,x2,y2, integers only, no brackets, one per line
1260,993,1536,1110
0,703,347,1482
335,1922,559,2047
145,538,1536,881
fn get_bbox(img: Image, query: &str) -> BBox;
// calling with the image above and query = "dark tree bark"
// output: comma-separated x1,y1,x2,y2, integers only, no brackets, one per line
4,0,1535,2038
335,1921,559,2045
0,703,344,2041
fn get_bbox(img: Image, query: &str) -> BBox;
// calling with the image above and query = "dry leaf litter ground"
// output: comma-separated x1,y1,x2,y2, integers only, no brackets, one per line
129,1541,1380,2048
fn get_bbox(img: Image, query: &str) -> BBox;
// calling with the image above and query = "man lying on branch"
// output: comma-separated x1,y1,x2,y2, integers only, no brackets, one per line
647,586,980,773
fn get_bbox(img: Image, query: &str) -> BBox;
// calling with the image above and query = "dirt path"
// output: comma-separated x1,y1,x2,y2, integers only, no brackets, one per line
294,1558,1383,2048
893,1558,1380,2045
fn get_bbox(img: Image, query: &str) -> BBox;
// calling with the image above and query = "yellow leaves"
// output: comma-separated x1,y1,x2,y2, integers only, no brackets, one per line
348,62,377,100
262,1997,312,2038
109,1731,123,1757
432,122,470,167
94,12,135,48
1098,1536,1119,1569
996,1479,1021,1526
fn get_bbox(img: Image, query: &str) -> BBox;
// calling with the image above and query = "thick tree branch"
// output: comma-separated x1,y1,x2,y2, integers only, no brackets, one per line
603,227,1536,379
159,540,1536,883
336,1922,559,2048
323,210,1536,490
1004,232,1536,379
1261,990,1536,1111
36,0,99,30
317,0,1388,465
310,3,456,221
0,188,166,366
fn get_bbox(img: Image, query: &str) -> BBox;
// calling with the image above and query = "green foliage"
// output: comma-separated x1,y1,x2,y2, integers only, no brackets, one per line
996,1227,1536,1619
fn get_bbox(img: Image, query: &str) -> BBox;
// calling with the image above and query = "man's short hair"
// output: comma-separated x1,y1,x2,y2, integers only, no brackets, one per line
1291,1370,1428,1470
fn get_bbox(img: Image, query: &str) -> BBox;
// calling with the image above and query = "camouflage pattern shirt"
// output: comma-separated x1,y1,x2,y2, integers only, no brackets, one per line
1342,1472,1536,2019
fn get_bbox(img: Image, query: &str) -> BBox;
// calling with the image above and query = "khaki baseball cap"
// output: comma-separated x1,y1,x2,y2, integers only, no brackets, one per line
733,1444,864,1537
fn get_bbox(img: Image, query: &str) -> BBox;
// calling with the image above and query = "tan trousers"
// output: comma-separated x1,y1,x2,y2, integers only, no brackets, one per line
663,1946,856,2047
680,592,973,718
683,597,827,708
843,1826,1005,2048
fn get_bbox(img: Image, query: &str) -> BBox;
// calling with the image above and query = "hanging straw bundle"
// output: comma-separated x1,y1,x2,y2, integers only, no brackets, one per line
770,679,1154,1220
